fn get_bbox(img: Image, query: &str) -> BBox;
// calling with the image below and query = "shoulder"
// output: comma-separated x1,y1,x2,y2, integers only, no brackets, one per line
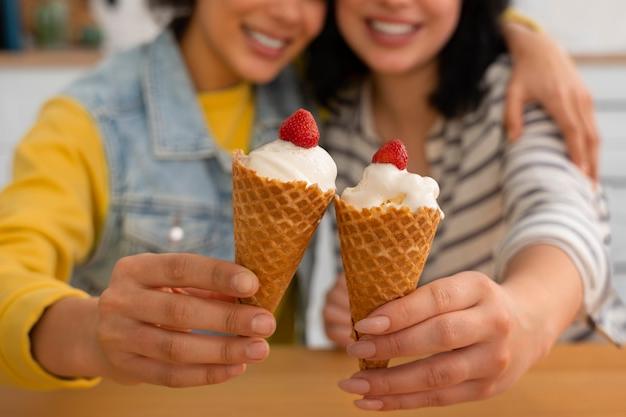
14,95,107,190
464,55,558,133
63,43,147,115
460,55,512,125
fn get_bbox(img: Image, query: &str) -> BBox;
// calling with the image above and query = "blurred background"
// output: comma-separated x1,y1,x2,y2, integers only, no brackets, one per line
0,0,625,345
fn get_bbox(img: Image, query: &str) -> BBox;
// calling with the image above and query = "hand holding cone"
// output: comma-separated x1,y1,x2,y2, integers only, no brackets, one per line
232,109,336,313
335,140,443,370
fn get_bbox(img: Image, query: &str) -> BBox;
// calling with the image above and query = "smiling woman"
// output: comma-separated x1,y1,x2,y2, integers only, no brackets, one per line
308,0,507,118
0,0,328,392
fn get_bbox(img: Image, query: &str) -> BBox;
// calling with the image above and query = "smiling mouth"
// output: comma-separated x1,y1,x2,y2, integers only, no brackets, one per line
244,27,288,50
367,19,420,36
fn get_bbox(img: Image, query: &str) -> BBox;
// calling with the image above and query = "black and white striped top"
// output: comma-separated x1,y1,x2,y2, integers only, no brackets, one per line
322,57,626,344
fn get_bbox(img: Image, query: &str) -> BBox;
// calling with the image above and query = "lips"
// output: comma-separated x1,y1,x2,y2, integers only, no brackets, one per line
369,19,416,36
244,26,290,59
247,28,287,49
365,18,422,47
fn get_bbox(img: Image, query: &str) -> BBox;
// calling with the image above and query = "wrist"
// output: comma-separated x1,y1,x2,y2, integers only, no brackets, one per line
502,10,542,33
501,245,584,363
502,23,535,59
31,296,106,379
501,280,557,363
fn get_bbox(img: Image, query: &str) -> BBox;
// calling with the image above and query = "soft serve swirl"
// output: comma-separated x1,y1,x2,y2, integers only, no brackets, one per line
245,139,337,192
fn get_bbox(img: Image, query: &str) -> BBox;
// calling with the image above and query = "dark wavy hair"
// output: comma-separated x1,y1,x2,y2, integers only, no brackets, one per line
149,0,195,12
305,0,511,118
149,0,195,34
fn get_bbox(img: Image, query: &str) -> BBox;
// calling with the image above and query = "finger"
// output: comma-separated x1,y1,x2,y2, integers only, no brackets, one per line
115,287,276,337
324,304,352,326
173,287,236,303
504,83,526,141
326,283,349,308
113,253,258,297
338,274,348,289
348,308,489,360
355,273,487,335
545,97,586,172
356,379,499,411
126,323,269,364
576,92,601,182
325,324,354,348
119,354,247,388
339,343,507,396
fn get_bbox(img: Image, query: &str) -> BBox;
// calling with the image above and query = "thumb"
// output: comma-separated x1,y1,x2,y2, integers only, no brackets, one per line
505,83,526,142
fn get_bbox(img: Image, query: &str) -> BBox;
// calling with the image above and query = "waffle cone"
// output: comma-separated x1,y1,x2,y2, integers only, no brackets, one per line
232,151,334,313
334,196,441,370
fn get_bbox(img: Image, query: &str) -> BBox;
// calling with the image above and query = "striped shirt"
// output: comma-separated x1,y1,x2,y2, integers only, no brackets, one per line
322,57,626,344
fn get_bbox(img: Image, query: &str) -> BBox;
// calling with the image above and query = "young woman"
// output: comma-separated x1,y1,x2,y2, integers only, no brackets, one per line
0,0,327,391
0,0,605,392
311,0,626,410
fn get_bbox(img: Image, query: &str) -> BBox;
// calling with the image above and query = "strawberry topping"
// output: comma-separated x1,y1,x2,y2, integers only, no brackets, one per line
372,139,408,170
279,108,319,149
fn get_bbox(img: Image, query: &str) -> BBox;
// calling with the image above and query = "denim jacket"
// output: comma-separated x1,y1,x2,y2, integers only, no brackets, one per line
64,31,318,329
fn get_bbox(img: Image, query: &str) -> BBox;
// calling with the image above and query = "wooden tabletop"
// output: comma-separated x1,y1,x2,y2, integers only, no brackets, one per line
0,345,624,417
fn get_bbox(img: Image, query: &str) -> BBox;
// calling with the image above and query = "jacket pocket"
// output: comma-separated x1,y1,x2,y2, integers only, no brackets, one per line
122,210,221,254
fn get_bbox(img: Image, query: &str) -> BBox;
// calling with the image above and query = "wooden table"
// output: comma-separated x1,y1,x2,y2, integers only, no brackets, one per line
1,345,624,417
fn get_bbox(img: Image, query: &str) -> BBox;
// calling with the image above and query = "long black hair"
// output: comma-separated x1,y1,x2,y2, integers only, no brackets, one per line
149,0,195,13
149,0,195,35
305,0,511,118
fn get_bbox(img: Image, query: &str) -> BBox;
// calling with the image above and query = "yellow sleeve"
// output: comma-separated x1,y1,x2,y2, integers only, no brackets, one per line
0,97,109,390
503,8,542,32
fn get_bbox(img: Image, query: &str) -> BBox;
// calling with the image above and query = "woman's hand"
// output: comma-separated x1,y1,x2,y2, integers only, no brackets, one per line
504,24,600,181
323,274,353,348
338,272,548,411
32,253,276,387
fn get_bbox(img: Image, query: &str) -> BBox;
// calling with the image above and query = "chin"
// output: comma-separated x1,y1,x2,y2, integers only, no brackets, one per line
366,54,432,76
239,61,285,84
368,61,416,75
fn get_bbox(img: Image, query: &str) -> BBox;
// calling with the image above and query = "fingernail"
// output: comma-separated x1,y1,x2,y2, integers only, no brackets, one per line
347,341,376,359
355,316,390,334
245,340,268,360
233,272,256,294
355,399,383,411
338,378,370,395
227,363,246,377
251,314,275,336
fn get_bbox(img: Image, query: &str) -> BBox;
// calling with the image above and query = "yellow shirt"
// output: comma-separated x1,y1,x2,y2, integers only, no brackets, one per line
0,84,254,390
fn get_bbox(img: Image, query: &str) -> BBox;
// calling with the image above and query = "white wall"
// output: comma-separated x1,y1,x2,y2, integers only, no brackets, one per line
515,0,626,54
0,69,86,185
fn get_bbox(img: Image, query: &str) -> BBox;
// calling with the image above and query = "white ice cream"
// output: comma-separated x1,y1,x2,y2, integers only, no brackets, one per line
341,163,444,217
245,139,337,192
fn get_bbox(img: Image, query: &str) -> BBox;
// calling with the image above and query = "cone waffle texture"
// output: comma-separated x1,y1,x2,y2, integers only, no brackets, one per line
334,196,441,370
232,151,334,313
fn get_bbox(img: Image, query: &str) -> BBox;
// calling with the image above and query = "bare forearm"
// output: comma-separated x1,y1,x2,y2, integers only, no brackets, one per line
31,297,105,379
502,244,584,359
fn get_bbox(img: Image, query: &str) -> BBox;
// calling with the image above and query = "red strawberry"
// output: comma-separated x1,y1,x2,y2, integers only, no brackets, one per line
279,108,319,149
372,139,408,170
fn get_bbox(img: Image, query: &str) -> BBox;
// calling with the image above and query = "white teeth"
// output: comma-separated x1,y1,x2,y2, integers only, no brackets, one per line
371,20,414,35
248,30,286,49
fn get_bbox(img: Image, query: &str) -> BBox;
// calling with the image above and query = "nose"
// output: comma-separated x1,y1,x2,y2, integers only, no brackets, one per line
268,0,304,26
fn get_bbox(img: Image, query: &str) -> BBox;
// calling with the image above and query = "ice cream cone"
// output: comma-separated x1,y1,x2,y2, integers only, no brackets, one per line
334,196,441,370
232,151,334,313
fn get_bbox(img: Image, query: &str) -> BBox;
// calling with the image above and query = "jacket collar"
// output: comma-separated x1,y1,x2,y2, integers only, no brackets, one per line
142,31,216,160
142,30,307,161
